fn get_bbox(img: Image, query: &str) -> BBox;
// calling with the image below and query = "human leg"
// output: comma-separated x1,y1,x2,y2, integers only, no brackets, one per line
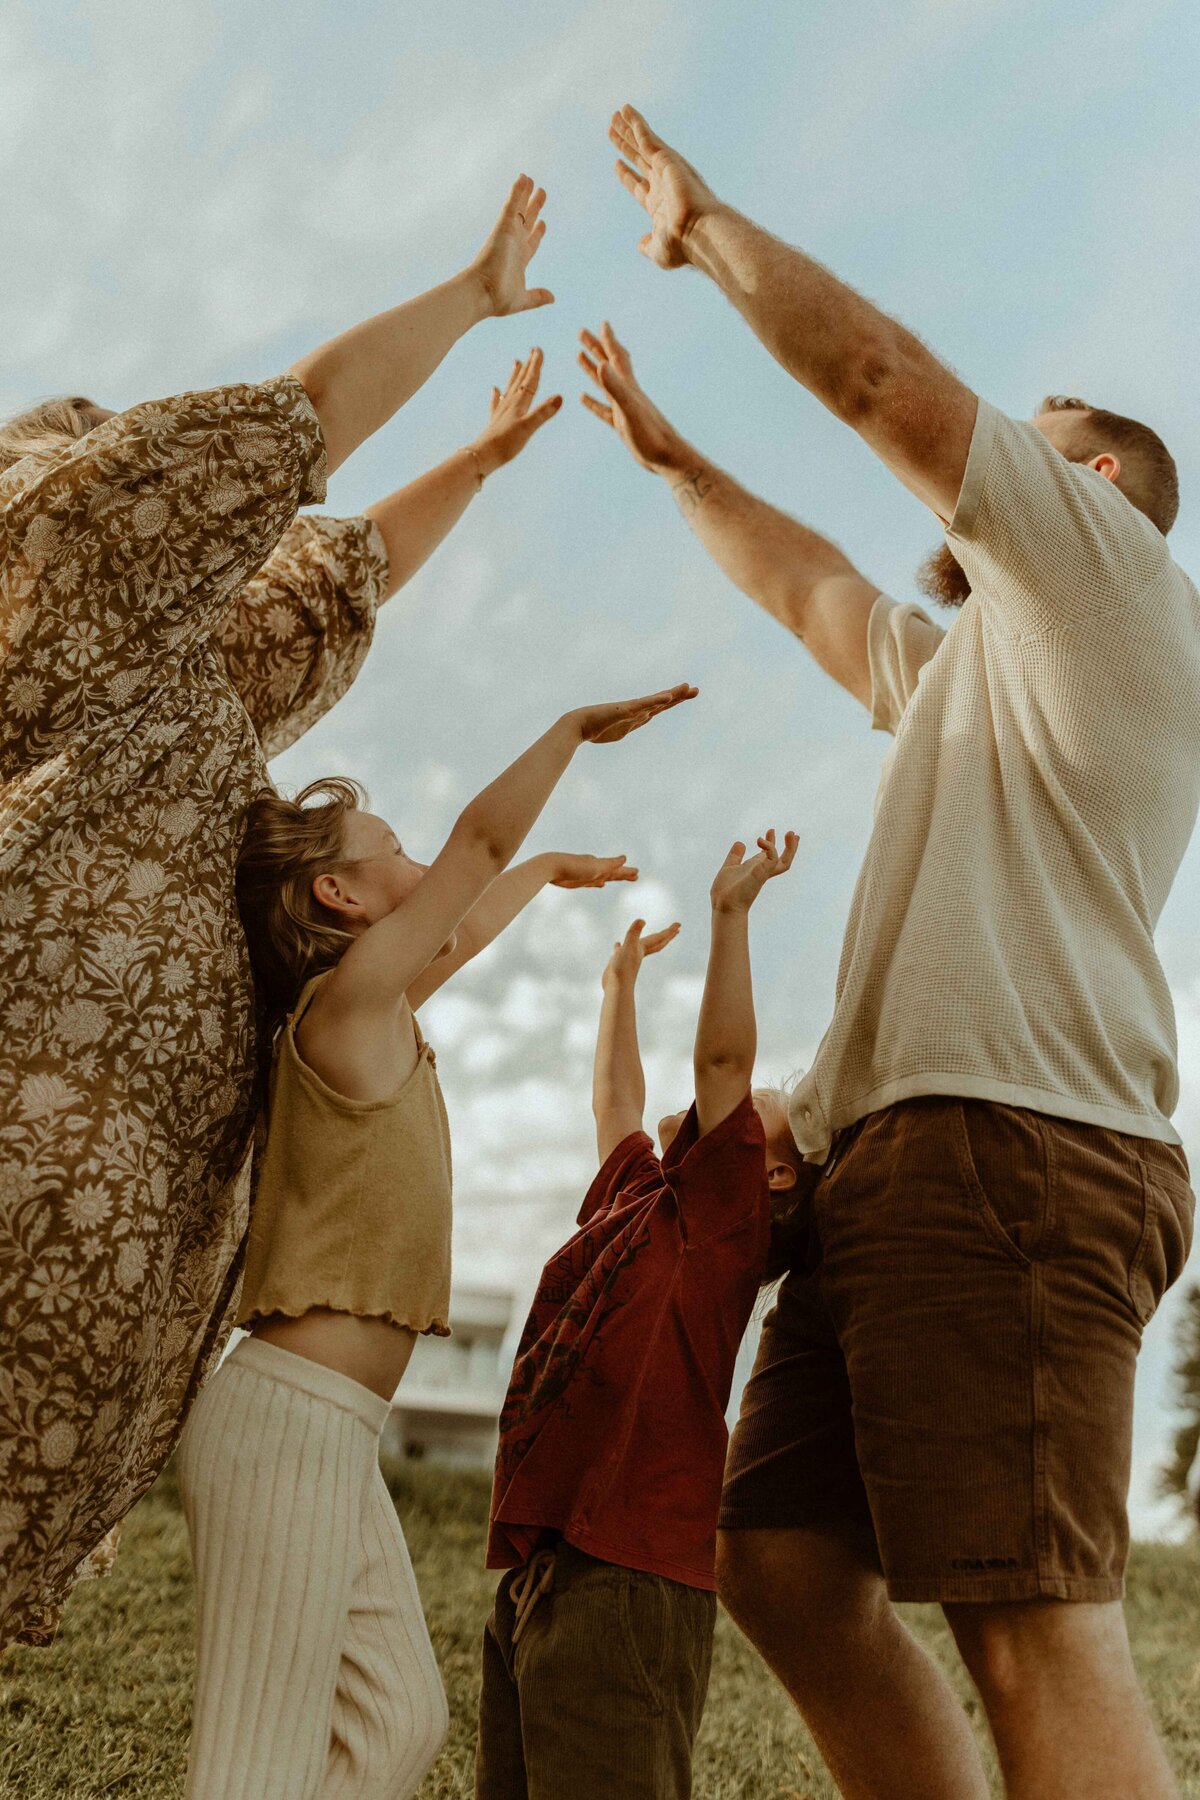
717,1245,990,1797
473,1574,529,1800
513,1542,714,1800
177,1338,389,1800
946,1597,1178,1799
717,1525,988,1797
323,1465,448,1798
815,1100,1193,1792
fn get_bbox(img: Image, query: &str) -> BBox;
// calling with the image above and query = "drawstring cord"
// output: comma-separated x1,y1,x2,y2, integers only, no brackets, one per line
510,1549,556,1643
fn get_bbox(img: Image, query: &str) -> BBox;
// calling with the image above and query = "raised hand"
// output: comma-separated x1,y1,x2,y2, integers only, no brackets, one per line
550,853,638,890
603,917,681,989
710,830,799,914
578,323,687,474
571,682,698,746
609,105,721,270
472,348,562,477
471,176,555,317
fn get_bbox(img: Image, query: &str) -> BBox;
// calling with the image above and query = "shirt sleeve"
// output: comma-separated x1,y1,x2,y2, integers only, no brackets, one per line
576,1133,662,1227
867,594,946,734
945,399,1175,637
0,374,325,774
660,1093,770,1246
216,514,388,760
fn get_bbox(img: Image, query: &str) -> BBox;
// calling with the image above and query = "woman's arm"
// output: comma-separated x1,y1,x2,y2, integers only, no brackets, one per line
324,684,696,1018
289,177,554,475
694,832,798,1136
406,850,636,1009
365,348,562,600
593,920,680,1161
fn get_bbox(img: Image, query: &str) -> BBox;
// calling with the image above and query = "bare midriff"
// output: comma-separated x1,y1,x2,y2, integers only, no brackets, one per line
250,1309,417,1400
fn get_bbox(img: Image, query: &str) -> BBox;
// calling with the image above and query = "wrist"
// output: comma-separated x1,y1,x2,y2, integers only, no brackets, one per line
463,442,490,486
457,263,496,326
649,434,695,479
682,200,735,276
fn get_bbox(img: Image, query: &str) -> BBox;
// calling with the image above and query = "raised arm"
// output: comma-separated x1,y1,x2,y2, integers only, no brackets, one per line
608,107,977,524
325,683,696,1015
580,323,879,708
406,850,636,1010
694,831,798,1136
364,348,561,599
594,919,680,1161
289,176,553,476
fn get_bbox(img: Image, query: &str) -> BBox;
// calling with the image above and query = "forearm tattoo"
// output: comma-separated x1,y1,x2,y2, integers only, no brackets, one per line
670,464,715,519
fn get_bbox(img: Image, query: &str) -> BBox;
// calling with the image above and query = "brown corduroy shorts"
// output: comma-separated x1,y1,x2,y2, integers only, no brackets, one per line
719,1096,1194,1604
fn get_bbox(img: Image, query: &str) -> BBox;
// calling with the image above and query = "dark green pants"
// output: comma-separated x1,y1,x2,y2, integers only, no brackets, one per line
474,1541,716,1799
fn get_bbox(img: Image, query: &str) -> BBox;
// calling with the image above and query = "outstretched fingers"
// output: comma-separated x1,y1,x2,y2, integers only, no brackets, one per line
643,921,682,955
580,393,615,427
599,320,632,369
512,347,544,415
504,173,537,223
522,185,547,234
614,158,650,209
755,829,801,877
638,681,700,720
523,394,563,439
609,108,647,172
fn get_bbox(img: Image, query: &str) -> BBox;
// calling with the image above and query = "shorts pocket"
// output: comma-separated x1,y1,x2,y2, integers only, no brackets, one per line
618,1574,670,1713
951,1101,1050,1268
1129,1163,1195,1325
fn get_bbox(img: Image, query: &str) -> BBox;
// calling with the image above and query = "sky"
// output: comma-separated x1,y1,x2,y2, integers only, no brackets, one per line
3,0,1200,1535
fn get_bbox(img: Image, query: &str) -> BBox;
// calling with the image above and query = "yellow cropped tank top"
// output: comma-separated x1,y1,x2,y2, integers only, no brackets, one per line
236,971,452,1336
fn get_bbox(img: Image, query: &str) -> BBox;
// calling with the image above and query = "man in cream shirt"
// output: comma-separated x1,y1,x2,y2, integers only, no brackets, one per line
581,105,1198,1800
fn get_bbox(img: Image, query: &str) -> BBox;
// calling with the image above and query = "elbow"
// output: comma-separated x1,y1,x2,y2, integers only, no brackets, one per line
824,332,896,428
453,807,509,874
694,1049,755,1084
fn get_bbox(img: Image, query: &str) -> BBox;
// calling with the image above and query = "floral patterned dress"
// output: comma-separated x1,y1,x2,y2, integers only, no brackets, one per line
0,374,387,1646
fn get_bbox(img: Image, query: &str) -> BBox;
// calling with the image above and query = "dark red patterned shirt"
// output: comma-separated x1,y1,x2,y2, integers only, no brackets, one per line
488,1094,770,1590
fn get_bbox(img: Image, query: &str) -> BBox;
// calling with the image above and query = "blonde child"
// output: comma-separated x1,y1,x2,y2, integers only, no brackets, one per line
477,829,810,1800
176,681,696,1799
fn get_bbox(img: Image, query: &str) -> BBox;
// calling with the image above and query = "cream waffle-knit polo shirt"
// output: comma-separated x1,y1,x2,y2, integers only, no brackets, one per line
789,399,1200,1161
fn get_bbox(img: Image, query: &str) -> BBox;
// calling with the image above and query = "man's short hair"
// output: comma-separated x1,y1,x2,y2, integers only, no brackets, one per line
1040,394,1180,535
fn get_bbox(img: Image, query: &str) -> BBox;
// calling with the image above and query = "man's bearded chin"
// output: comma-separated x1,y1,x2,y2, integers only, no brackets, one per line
916,541,972,609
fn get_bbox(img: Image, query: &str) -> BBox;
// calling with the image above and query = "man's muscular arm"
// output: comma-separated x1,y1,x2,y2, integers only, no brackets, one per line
609,106,977,524
580,323,879,709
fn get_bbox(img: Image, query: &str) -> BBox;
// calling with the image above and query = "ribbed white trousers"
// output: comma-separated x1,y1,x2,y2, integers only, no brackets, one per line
177,1337,448,1799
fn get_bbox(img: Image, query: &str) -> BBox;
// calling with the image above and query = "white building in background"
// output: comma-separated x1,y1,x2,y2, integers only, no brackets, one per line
383,1282,526,1469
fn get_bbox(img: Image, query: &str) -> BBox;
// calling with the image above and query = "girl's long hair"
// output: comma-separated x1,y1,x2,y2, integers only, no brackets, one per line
236,777,368,1041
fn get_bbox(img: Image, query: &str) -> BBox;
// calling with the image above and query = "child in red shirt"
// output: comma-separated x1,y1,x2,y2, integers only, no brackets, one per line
475,831,812,1800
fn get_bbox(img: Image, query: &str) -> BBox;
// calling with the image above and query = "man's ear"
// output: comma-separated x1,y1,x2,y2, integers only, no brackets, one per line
768,1158,798,1193
1089,451,1121,485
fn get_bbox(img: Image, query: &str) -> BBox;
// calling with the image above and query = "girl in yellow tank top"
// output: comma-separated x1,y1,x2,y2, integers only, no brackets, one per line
175,679,695,1798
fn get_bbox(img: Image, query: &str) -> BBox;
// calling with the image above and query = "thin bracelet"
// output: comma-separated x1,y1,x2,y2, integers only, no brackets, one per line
466,446,485,491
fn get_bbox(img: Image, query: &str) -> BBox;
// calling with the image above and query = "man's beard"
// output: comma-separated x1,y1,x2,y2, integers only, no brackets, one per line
916,541,972,609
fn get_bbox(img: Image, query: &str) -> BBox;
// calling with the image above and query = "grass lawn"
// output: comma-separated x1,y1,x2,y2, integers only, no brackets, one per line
2,1459,1198,1798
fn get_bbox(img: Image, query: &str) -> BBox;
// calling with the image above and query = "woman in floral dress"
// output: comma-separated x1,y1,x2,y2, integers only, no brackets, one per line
0,176,557,1647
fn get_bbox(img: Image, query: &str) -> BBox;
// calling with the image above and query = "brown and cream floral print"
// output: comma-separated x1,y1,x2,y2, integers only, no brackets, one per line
0,374,387,1645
